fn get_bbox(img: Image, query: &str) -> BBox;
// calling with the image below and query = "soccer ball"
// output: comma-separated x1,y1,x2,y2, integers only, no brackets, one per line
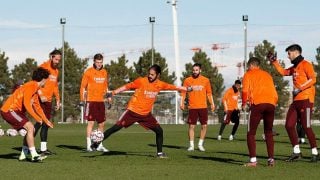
0,129,5,136
6,129,18,136
90,130,104,143
18,128,27,136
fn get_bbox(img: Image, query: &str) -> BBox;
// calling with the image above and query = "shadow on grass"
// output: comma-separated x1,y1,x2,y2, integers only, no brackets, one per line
188,155,243,165
148,144,185,149
56,144,85,151
0,153,19,159
82,151,155,158
12,147,21,152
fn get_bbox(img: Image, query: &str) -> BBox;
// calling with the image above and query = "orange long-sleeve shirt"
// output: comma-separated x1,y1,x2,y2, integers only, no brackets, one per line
181,75,214,109
80,67,108,102
272,59,316,102
242,68,278,106
113,77,186,115
1,81,50,124
222,86,239,111
38,60,60,103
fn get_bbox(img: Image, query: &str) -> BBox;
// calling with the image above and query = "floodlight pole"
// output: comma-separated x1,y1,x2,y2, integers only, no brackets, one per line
60,18,66,123
149,17,155,65
242,15,248,126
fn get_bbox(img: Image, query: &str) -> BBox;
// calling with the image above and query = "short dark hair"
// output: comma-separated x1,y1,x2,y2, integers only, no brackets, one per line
148,64,162,75
93,53,103,61
192,63,202,69
247,57,260,67
32,67,50,82
285,44,302,53
50,49,62,57
235,80,241,85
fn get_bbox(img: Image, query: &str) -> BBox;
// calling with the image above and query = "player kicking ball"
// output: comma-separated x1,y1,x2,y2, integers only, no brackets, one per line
91,64,190,158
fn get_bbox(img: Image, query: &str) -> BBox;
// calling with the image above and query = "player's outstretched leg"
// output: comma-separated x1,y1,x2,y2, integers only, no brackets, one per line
91,124,122,150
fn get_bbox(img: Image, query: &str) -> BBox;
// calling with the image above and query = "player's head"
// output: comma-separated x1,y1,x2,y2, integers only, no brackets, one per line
286,44,302,61
148,64,161,83
93,53,104,70
234,79,241,89
32,67,50,87
247,57,260,69
49,49,62,69
192,63,201,78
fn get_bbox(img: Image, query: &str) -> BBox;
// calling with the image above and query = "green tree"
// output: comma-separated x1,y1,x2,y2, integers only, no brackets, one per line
130,49,176,83
105,55,132,90
249,40,290,118
181,50,225,105
0,50,12,104
313,46,320,119
59,42,88,121
11,58,38,83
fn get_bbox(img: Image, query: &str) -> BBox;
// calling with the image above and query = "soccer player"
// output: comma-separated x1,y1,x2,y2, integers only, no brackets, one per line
180,63,215,152
80,53,110,152
242,57,278,167
268,44,319,162
1,67,53,162
217,80,241,141
91,64,189,158
34,49,61,155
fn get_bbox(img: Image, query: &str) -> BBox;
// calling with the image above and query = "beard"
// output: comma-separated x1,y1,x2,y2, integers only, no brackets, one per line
51,61,58,69
192,73,200,78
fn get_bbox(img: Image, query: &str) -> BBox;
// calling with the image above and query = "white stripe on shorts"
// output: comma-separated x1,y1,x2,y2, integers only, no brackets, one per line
10,111,23,122
306,107,311,128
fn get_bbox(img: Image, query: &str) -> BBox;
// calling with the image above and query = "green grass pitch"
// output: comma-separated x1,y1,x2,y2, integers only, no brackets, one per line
0,124,319,180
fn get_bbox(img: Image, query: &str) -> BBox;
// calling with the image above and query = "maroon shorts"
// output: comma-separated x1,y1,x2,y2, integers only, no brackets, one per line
187,108,208,125
85,102,106,123
40,101,52,120
116,110,160,129
1,110,29,130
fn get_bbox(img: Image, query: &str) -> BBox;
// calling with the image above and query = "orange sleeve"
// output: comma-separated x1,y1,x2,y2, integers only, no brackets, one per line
23,87,42,122
205,79,214,106
32,95,50,124
53,74,60,103
272,60,292,76
299,62,316,90
80,71,89,101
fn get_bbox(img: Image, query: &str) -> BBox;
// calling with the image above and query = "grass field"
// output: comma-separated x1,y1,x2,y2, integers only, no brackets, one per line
0,123,320,180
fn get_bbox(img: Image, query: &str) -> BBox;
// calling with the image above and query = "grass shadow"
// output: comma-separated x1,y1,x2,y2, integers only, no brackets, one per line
188,155,243,165
56,144,85,152
147,144,185,150
0,153,19,159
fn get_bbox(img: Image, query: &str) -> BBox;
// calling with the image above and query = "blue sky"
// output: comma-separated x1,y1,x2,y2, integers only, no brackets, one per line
1,0,320,85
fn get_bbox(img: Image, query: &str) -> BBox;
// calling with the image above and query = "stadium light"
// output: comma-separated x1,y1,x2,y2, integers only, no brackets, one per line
60,18,66,123
149,17,155,65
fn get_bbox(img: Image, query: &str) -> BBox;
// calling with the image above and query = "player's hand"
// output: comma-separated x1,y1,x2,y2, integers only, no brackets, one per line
224,119,230,124
292,89,302,97
211,105,215,112
45,121,54,128
242,104,247,112
79,101,85,107
55,102,61,111
180,104,185,110
106,92,113,98
105,101,112,110
187,86,193,92
266,51,277,63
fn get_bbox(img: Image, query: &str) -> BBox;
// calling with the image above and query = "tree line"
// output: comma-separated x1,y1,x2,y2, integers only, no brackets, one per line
1,40,320,121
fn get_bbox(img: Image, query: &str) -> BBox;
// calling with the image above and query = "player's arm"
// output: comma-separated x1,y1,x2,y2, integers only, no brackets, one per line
180,80,188,110
299,63,316,90
80,73,88,102
241,74,250,110
32,95,53,128
53,77,61,110
271,60,292,76
113,78,141,95
205,80,215,111
222,91,229,112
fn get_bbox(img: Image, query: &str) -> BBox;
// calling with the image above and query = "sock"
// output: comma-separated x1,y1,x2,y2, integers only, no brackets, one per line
21,146,29,155
189,140,194,147
29,147,38,156
250,157,257,163
293,145,301,154
311,148,318,155
40,142,47,151
198,139,204,146
87,137,91,148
